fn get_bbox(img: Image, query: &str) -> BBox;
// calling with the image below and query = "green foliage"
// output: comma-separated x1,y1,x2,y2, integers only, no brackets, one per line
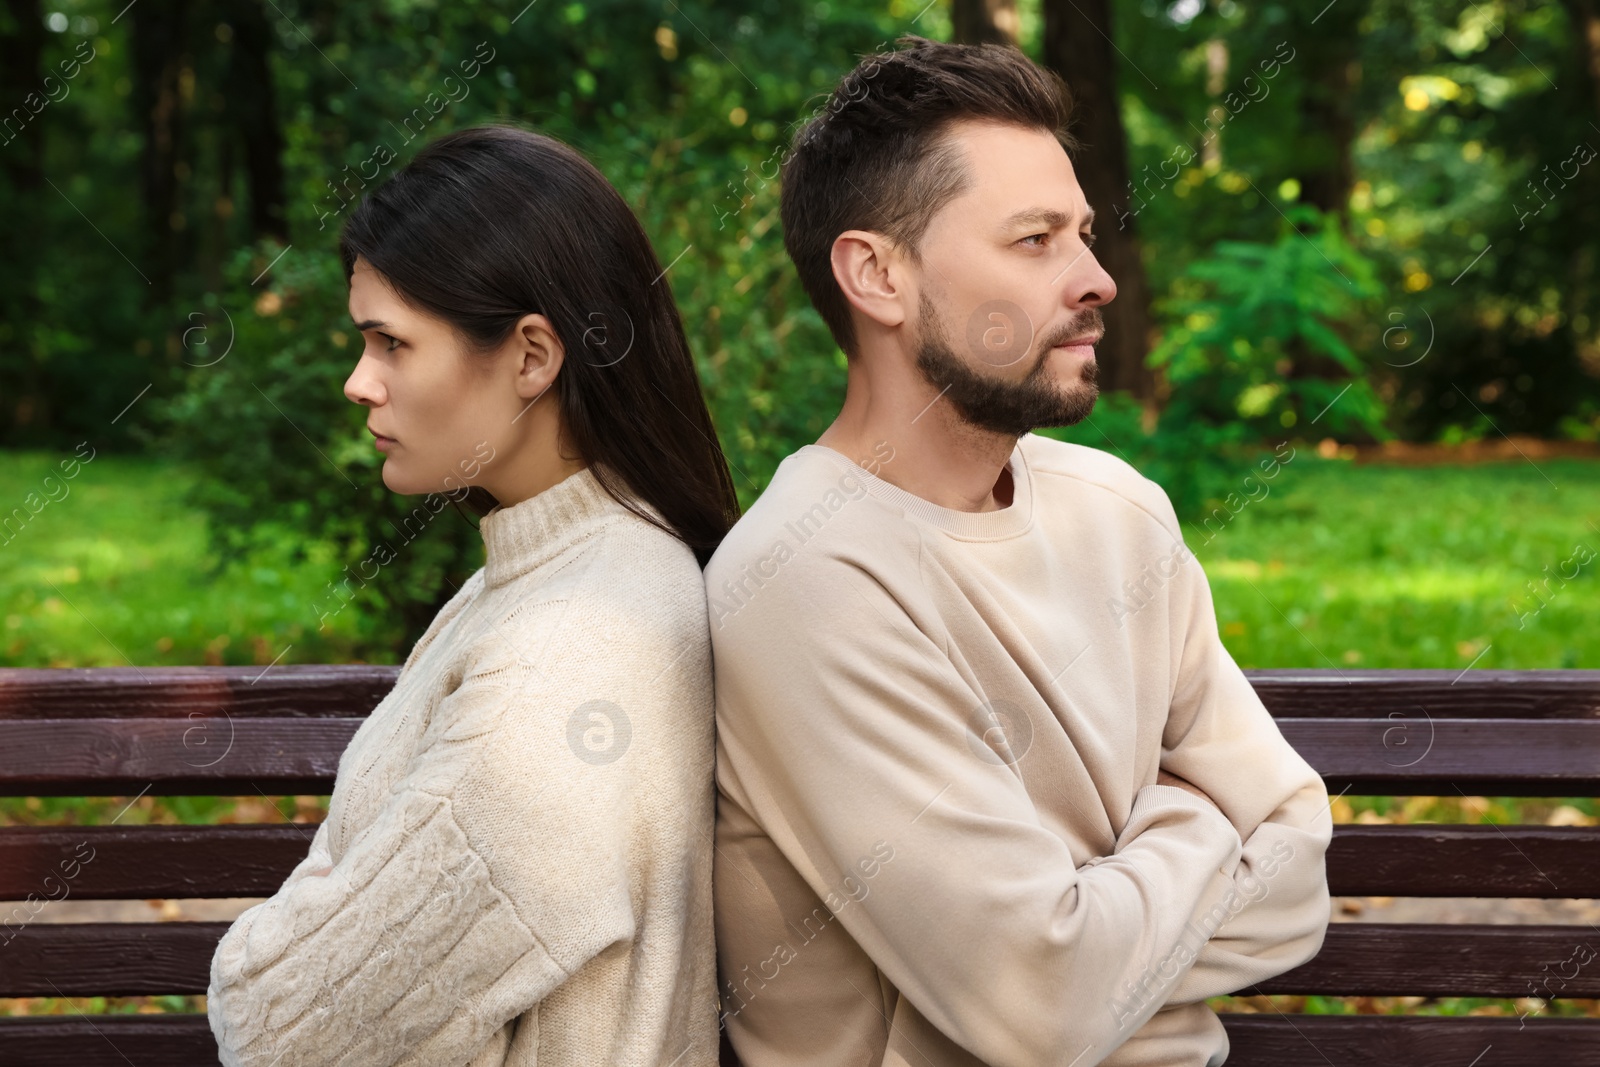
7,0,1600,657
1150,202,1389,441
1048,204,1390,522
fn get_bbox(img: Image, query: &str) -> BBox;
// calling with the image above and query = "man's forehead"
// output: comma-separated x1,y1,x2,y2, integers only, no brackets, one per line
940,122,1090,227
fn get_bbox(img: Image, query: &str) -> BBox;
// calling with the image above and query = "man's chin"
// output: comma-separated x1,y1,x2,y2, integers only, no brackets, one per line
1026,383,1101,433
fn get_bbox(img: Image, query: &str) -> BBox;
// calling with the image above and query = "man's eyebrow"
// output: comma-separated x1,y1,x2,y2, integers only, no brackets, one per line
1000,206,1095,231
352,319,388,331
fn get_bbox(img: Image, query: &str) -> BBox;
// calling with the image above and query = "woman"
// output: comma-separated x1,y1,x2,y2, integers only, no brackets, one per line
206,125,739,1067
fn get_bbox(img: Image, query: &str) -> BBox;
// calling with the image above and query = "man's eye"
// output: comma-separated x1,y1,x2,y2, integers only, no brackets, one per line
1020,233,1048,248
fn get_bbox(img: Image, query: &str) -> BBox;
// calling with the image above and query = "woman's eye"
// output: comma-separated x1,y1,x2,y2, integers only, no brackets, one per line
381,333,401,352
1082,232,1097,249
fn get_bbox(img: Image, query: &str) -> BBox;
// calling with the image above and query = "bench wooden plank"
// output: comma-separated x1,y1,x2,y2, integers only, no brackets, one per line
0,1013,1592,1067
0,1015,222,1066
1327,825,1600,898
4,715,1594,797
0,923,228,997
1220,1014,1600,1067
2,667,1594,720
6,922,1596,1000
2,823,1595,902
0,718,360,795
1247,668,1600,720
0,665,394,719
0,824,317,900
1276,717,1600,795
1258,923,1600,998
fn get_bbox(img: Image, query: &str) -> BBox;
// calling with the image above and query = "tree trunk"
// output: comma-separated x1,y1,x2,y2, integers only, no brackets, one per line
1560,0,1600,128
1291,3,1365,229
0,0,46,441
1,0,43,194
222,0,287,242
1040,0,1156,401
951,0,1019,47
131,0,191,308
1199,38,1226,170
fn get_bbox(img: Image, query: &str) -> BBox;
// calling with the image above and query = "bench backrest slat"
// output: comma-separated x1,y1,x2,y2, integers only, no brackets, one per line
0,824,314,899
4,921,1593,1001
3,822,1596,901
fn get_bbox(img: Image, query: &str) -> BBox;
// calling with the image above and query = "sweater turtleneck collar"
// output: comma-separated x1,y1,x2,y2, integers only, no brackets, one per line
479,464,633,589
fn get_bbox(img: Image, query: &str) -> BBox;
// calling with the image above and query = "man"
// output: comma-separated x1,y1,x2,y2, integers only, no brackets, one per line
707,36,1330,1067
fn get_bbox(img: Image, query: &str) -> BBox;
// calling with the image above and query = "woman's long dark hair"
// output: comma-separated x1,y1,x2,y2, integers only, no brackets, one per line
339,124,739,567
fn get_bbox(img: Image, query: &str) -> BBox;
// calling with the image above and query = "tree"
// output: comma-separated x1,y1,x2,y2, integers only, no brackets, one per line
1042,0,1157,401
951,0,1018,46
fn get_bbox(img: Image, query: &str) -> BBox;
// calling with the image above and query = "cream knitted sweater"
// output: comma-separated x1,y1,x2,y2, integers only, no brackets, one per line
207,464,720,1066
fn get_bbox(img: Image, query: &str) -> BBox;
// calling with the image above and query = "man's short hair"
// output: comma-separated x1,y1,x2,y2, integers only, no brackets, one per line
779,35,1080,357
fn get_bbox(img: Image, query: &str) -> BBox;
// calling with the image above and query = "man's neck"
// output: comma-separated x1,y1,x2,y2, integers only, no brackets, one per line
815,362,1019,514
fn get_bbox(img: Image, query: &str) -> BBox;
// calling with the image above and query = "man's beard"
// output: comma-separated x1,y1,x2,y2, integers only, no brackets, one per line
914,292,1100,437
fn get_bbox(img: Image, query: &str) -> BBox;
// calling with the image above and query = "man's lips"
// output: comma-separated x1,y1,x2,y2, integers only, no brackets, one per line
1053,333,1103,349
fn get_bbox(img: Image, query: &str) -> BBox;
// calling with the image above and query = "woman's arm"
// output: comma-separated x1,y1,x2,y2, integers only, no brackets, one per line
284,820,333,883
207,642,642,1067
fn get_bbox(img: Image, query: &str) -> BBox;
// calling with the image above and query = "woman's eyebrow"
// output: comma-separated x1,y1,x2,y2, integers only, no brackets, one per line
352,319,389,331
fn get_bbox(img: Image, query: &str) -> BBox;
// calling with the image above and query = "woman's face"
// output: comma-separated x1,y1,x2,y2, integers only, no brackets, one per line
342,255,566,501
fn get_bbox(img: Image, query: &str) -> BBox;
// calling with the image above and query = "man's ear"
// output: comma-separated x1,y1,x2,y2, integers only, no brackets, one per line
830,230,910,332
510,313,565,403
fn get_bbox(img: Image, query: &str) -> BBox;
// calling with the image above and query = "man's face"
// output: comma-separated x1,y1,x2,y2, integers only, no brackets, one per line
908,120,1116,437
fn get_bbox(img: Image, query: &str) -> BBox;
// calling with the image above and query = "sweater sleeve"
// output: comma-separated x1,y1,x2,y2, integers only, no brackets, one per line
207,647,638,1067
274,819,333,891
1146,487,1333,1006
713,559,1247,1067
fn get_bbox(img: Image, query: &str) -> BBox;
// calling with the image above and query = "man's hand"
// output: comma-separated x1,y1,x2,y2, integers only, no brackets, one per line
1157,769,1218,809
307,866,334,878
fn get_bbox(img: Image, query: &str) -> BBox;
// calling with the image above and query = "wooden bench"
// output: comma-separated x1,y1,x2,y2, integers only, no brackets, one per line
0,666,1595,1065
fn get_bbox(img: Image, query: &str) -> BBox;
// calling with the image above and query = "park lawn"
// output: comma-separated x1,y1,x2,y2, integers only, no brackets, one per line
1188,455,1597,672
0,447,1595,1021
4,448,1593,671
0,450,374,670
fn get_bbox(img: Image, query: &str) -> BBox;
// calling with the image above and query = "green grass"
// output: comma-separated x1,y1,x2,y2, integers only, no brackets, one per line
1187,455,1598,670
0,450,368,669
4,448,1593,670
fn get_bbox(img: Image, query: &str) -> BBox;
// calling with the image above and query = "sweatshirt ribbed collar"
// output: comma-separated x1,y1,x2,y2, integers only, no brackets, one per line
479,464,628,589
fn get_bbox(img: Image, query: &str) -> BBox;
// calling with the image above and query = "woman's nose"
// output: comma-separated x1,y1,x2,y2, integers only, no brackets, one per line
344,353,385,407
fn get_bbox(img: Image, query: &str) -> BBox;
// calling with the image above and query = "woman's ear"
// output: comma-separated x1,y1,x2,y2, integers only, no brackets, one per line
511,313,566,403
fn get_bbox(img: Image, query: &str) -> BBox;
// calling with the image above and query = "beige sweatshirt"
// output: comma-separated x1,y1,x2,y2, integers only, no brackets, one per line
208,464,720,1067
708,433,1331,1067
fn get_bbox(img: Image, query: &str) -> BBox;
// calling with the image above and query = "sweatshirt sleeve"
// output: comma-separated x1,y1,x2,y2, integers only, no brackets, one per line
713,558,1247,1067
1146,485,1333,1006
207,645,639,1067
